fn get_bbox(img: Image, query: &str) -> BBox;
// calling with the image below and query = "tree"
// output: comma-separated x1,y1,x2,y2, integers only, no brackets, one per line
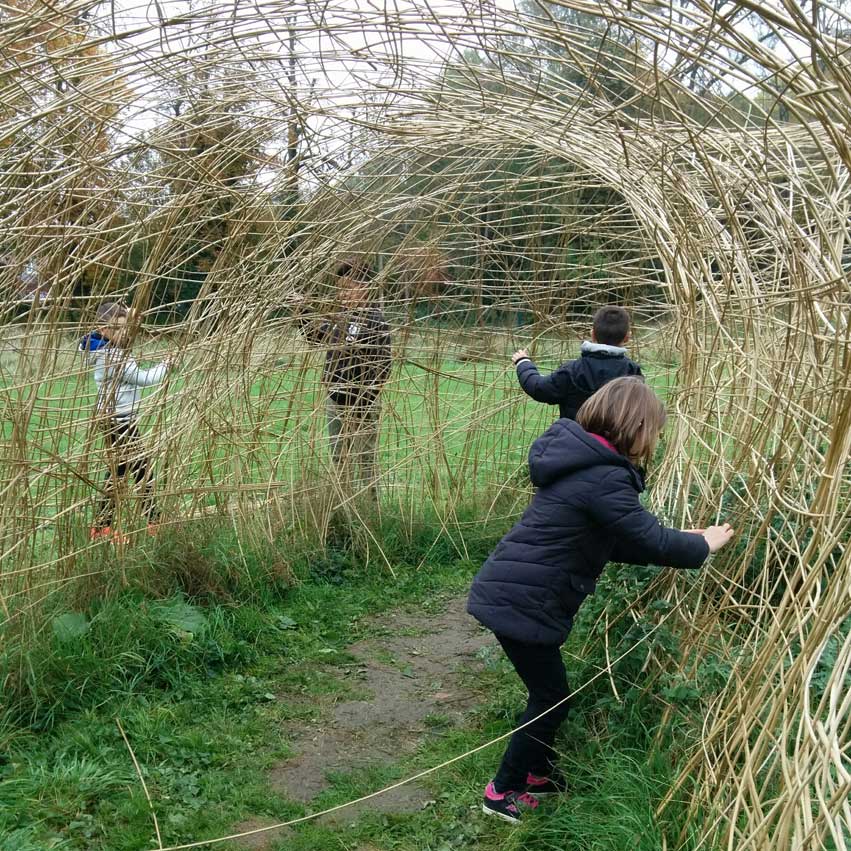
0,0,133,302
140,61,277,314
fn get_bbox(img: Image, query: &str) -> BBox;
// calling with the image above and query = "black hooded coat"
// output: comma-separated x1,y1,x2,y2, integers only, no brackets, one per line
467,420,709,645
515,344,643,421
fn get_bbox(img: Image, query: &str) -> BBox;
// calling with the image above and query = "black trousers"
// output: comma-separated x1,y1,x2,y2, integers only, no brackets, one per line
95,417,159,528
492,635,571,792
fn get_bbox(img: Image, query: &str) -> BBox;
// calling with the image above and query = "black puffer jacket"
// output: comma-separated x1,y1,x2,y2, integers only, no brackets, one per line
467,420,709,645
516,342,643,420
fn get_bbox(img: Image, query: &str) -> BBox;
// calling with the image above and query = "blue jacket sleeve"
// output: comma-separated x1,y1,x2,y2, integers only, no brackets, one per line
589,468,709,569
516,359,575,405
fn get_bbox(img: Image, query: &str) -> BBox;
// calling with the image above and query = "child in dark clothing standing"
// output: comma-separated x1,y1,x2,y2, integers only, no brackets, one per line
294,260,392,498
467,377,735,823
512,306,642,420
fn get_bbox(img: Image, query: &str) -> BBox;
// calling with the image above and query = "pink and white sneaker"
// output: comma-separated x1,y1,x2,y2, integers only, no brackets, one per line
482,781,539,823
525,771,568,798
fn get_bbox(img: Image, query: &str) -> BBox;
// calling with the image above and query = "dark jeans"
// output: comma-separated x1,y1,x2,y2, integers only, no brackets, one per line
95,417,159,528
492,635,571,792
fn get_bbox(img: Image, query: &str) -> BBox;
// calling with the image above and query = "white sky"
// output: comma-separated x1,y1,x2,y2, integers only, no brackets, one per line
67,0,821,188
102,0,812,123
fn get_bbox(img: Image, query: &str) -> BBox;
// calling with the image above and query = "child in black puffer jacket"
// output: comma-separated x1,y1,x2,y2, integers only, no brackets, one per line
512,306,642,421
467,376,735,823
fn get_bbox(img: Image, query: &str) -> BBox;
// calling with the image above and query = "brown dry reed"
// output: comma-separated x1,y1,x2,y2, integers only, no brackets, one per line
1,0,849,849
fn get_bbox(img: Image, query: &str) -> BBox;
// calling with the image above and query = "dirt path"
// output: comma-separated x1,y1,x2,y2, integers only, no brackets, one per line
233,595,496,848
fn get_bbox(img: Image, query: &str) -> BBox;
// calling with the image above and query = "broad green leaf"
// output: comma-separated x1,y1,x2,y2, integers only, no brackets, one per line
52,612,90,642
152,598,207,635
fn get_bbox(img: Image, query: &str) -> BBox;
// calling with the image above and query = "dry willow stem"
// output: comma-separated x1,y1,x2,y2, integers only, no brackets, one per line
1,0,849,848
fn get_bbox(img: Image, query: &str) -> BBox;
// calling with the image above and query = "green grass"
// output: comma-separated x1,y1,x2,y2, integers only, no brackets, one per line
0,327,678,510
0,328,678,600
0,328,711,849
0,508,715,851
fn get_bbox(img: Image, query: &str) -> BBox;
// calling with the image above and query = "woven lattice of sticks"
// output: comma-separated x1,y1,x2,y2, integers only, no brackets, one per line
1,1,850,849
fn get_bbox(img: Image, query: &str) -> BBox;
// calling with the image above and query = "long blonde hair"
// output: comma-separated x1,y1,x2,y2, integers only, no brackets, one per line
576,376,666,467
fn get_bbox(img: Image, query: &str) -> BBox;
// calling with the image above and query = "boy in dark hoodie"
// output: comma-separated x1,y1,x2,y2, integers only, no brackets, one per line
512,306,642,420
467,377,735,823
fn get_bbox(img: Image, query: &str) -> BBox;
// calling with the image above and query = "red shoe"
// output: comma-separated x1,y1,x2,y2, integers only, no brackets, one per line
89,526,128,545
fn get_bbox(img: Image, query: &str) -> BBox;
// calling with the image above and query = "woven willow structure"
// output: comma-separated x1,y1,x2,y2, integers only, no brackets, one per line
1,0,850,848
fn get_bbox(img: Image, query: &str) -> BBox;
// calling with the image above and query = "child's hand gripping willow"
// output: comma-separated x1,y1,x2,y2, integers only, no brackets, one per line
466,376,735,824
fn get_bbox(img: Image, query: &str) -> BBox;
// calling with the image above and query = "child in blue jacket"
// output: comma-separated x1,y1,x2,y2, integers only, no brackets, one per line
468,377,734,822
79,303,171,542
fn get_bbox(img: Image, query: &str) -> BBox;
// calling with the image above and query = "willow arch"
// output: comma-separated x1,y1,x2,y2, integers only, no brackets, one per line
1,1,849,849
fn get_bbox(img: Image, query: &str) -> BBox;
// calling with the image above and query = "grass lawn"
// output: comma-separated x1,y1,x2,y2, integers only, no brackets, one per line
0,326,678,604
0,514,704,851
0,324,678,504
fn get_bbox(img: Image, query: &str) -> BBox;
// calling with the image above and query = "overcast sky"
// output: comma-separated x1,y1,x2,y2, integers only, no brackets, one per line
105,0,813,128
76,0,823,191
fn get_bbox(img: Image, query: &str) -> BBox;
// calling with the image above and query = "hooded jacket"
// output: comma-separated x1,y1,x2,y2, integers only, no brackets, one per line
79,332,168,419
516,341,643,420
467,419,709,645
